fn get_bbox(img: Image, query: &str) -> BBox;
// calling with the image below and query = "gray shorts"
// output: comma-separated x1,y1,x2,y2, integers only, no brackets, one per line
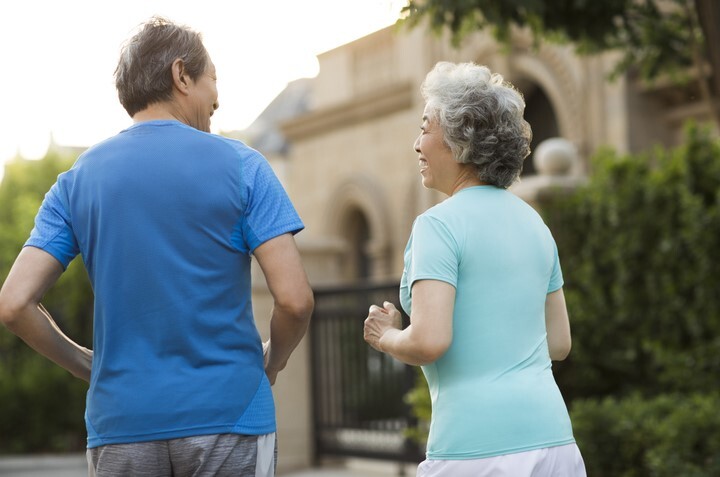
87,433,277,477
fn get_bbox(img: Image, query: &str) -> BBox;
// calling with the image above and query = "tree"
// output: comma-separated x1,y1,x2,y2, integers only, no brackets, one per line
0,152,93,453
398,0,720,127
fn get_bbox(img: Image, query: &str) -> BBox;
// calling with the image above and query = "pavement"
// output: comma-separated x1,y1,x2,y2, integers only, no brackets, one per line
0,454,87,477
0,454,418,476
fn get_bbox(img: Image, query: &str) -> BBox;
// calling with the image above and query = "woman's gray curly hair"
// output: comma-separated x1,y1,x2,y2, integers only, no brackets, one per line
421,62,532,189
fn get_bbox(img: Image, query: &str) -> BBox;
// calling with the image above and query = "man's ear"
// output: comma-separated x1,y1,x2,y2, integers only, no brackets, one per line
171,58,191,95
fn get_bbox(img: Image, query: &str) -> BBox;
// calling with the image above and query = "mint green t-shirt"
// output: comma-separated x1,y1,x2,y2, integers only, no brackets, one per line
400,186,575,460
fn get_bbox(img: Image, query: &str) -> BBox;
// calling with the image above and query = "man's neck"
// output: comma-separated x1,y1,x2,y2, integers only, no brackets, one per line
132,102,182,124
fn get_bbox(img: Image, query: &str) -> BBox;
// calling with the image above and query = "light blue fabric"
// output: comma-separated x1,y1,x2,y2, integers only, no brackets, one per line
26,120,303,448
400,186,574,460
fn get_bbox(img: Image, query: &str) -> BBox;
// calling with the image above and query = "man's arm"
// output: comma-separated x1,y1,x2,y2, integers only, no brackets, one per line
545,288,572,361
253,233,313,385
0,247,93,382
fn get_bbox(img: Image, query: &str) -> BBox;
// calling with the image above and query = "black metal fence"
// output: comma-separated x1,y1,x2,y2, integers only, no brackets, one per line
310,281,425,464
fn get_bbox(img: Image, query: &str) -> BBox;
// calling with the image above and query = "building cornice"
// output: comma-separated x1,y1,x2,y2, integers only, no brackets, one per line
280,81,414,141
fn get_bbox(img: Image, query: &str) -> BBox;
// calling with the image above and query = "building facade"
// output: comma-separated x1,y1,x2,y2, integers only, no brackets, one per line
244,23,715,473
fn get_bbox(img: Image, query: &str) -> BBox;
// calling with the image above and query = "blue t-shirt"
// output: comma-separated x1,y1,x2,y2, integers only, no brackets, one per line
26,120,304,447
400,186,575,460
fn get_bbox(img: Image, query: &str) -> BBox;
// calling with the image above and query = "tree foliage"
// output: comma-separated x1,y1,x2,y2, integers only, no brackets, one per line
401,0,699,80
398,0,720,125
0,153,93,453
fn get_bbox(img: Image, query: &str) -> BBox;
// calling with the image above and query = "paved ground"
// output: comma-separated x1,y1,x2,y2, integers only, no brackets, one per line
0,454,87,477
0,454,418,476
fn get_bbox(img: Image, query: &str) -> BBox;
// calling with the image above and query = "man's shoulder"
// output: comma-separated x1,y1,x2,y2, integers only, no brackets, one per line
204,132,253,152
81,127,265,165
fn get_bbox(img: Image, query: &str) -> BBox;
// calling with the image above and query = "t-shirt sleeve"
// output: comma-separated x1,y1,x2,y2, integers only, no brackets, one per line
405,214,459,290
233,153,304,254
24,182,79,269
548,239,564,293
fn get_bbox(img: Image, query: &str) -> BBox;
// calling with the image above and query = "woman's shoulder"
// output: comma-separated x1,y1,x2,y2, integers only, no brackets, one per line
418,198,456,224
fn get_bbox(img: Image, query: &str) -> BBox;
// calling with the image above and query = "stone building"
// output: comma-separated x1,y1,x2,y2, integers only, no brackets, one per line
243,23,715,473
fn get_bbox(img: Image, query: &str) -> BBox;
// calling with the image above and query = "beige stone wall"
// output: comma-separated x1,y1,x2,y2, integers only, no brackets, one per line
250,280,312,474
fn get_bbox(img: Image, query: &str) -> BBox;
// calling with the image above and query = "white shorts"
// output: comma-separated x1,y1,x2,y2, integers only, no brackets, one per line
416,443,586,477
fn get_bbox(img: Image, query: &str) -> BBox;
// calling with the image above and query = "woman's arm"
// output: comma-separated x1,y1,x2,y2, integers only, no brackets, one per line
545,288,572,361
364,279,454,366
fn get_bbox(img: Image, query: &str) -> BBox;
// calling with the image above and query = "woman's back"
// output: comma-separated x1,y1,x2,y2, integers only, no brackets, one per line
400,186,574,459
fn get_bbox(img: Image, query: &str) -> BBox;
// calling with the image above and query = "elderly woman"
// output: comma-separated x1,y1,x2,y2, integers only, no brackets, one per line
364,62,586,476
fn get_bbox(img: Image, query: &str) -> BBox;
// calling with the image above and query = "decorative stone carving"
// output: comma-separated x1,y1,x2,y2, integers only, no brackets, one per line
533,137,578,176
510,137,586,208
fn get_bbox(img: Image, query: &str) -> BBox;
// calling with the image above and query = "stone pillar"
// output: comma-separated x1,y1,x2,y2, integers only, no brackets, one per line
250,235,346,474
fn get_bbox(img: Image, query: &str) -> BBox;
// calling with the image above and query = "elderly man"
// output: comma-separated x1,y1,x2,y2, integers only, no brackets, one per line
0,16,313,476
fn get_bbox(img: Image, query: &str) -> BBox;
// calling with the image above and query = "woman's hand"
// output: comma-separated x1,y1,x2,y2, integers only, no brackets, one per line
363,301,402,352
363,281,454,365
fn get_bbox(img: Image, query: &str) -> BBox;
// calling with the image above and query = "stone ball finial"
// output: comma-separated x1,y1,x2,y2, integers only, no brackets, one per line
533,137,578,176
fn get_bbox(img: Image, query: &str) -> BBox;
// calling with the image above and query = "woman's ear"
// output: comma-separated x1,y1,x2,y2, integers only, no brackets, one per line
171,58,191,95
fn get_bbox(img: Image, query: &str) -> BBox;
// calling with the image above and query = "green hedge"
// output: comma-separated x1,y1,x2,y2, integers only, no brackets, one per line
572,393,720,477
0,153,92,453
545,122,720,401
0,354,88,453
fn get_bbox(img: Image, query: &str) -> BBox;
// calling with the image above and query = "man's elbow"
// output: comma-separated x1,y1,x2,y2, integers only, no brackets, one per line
277,290,314,322
0,294,27,330
295,293,315,321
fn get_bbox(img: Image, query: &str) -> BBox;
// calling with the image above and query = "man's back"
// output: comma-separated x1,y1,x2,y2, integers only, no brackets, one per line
28,119,303,446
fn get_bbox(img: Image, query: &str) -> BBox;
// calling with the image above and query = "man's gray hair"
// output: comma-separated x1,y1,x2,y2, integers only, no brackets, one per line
115,16,209,117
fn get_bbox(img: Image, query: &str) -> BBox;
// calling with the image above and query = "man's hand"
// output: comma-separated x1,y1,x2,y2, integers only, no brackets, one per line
262,340,280,385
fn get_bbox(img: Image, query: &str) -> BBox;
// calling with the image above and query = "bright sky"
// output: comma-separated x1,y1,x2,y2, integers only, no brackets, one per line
0,0,406,181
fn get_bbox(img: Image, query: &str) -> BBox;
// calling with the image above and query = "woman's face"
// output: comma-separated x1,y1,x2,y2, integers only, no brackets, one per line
413,104,459,194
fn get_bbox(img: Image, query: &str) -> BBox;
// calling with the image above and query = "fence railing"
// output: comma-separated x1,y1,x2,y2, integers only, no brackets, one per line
310,281,425,465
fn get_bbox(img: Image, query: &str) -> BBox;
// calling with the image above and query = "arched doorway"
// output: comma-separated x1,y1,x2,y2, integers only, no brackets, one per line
340,207,372,281
325,176,393,283
522,85,560,176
